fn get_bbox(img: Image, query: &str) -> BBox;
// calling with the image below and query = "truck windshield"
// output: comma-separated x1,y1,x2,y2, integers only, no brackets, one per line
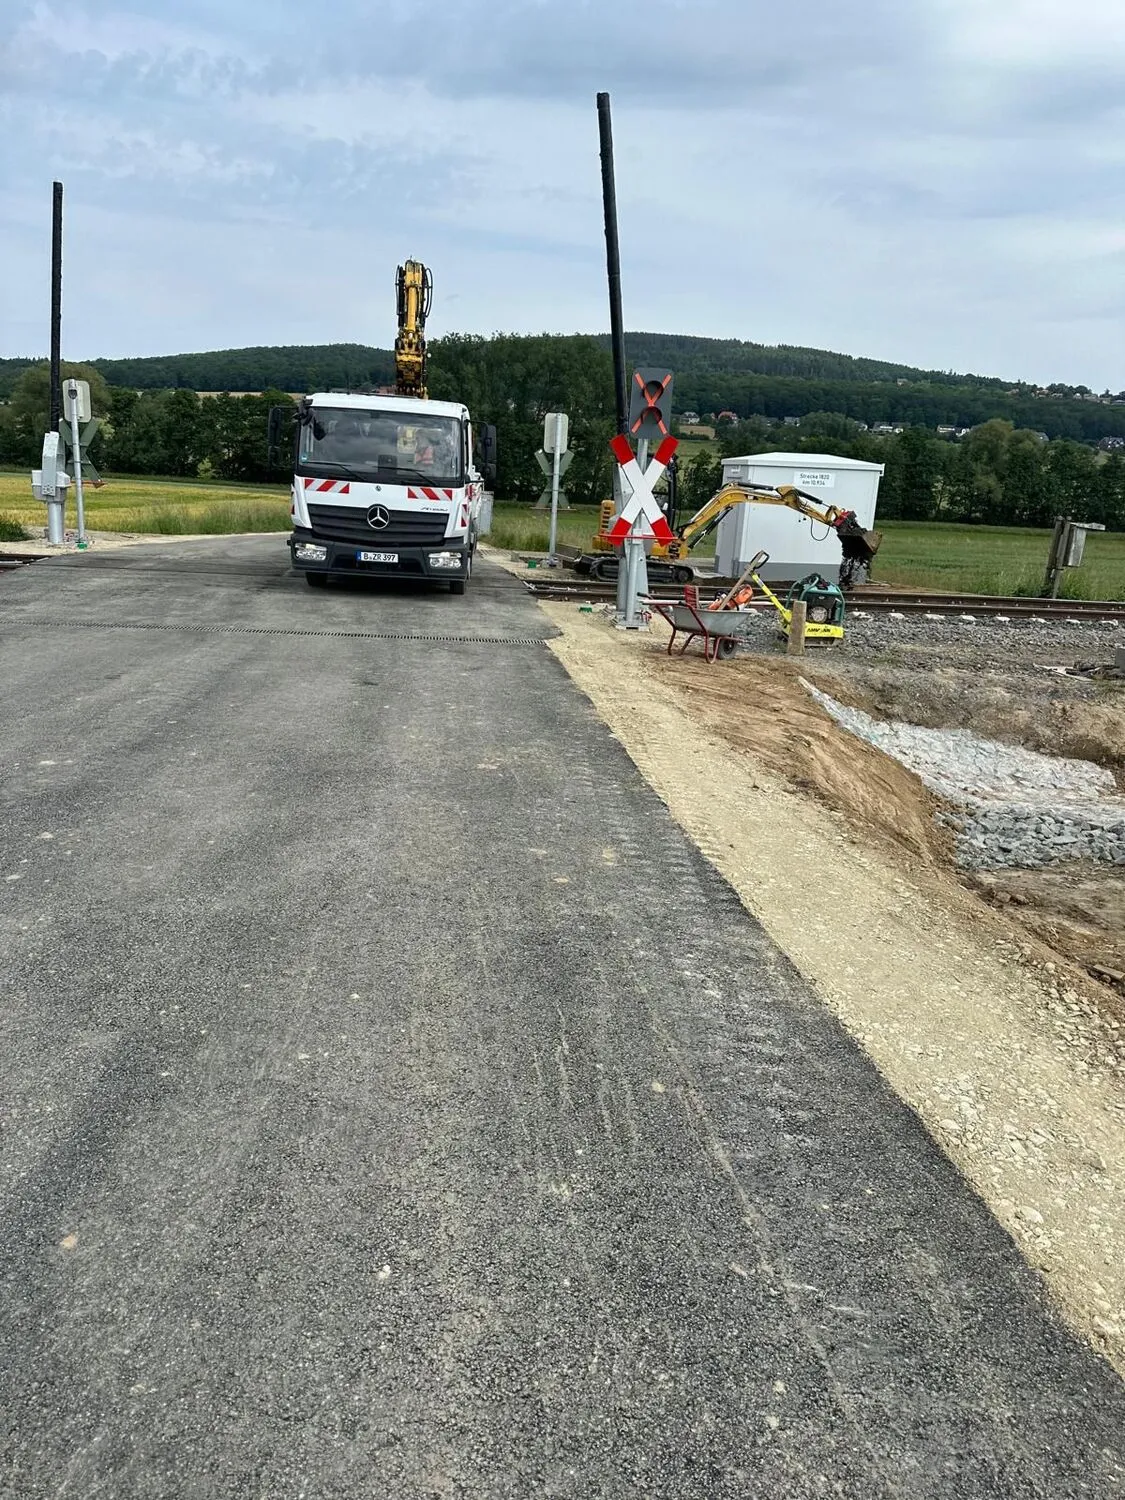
299,408,463,484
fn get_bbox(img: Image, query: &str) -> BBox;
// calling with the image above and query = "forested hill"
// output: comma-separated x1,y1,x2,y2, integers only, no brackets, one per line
0,332,1019,397
0,345,394,399
597,332,1009,390
3,332,1122,443
91,343,398,394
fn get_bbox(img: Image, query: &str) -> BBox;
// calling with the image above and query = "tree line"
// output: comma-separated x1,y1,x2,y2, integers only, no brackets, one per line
677,413,1125,532
667,371,1125,444
3,331,1124,439
0,346,394,401
606,332,1010,389
0,364,294,484
2,340,1123,531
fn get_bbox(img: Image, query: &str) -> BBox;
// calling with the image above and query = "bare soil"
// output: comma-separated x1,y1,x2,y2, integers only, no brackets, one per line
543,603,1125,1377
659,652,953,866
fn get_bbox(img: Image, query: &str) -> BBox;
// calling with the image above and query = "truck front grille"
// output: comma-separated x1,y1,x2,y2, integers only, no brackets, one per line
308,503,450,548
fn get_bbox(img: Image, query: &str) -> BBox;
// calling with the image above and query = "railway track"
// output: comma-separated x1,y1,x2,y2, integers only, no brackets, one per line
6,548,1125,622
524,578,1125,622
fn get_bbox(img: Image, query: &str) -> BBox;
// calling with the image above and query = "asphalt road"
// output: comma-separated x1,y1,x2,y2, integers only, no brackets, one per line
1,537,1123,1499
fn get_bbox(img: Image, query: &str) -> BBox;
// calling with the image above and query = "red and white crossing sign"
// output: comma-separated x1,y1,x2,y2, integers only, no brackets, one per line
607,433,679,543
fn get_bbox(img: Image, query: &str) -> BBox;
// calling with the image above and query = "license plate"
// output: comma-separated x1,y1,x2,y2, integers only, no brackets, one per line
356,550,398,564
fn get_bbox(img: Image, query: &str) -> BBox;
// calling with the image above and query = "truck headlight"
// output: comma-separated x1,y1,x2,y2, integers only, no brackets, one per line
427,551,462,570
296,543,328,562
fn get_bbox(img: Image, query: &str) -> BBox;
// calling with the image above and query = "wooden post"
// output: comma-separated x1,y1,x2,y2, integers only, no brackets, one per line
787,600,807,656
1043,515,1068,598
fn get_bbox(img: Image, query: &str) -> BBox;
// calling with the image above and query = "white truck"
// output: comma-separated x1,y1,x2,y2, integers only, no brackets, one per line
279,392,492,594
272,260,496,594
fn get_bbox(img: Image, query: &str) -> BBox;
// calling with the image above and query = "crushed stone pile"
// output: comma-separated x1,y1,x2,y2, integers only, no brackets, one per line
803,682,1125,870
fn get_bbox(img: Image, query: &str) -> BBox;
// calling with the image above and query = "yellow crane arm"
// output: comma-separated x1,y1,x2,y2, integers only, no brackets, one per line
394,259,433,399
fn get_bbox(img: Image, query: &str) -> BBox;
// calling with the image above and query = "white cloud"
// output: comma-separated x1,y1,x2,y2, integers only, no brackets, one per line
940,0,1125,66
1,0,1122,388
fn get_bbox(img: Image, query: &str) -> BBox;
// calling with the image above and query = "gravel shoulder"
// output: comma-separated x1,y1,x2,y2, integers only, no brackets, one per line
0,528,277,555
543,603,1125,1377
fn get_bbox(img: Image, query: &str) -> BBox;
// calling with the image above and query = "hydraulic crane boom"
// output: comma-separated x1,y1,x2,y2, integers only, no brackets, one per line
394,259,433,399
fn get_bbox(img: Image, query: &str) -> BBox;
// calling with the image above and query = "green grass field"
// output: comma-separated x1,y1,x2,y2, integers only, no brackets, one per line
874,521,1125,600
0,471,290,539
2,471,1122,599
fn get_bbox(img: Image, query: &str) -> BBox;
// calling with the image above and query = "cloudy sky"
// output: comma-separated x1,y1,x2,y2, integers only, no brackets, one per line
2,0,1122,387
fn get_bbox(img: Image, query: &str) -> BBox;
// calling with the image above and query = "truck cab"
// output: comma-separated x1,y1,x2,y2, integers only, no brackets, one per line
285,392,486,593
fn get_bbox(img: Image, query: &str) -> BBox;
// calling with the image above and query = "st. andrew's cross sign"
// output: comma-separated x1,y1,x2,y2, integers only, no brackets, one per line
606,432,678,543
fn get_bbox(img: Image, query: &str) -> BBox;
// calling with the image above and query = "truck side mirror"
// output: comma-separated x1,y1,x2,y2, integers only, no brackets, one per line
479,423,498,487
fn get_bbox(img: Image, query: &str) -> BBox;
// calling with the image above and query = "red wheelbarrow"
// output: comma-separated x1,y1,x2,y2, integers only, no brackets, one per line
644,553,770,663
643,587,751,662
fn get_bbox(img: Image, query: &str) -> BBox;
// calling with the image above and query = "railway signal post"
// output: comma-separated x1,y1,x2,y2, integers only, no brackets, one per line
609,432,679,629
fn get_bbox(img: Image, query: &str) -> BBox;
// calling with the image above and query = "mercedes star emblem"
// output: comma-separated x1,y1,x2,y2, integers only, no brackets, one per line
366,504,391,531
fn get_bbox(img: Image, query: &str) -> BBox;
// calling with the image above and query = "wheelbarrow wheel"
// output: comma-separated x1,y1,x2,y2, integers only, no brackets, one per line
716,637,739,660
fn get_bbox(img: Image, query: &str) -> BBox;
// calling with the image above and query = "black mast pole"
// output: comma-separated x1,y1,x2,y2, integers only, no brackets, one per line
49,181,63,433
596,93,628,436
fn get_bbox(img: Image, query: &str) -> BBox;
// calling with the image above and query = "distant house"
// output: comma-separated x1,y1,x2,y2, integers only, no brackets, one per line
1098,436,1125,451
782,415,801,427
679,410,701,425
872,422,905,435
716,410,739,425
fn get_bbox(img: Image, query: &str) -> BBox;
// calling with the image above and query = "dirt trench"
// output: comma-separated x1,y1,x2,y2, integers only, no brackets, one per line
798,651,1125,995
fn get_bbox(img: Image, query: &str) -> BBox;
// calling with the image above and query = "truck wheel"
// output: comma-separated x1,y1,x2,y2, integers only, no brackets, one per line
305,572,328,588
450,552,471,595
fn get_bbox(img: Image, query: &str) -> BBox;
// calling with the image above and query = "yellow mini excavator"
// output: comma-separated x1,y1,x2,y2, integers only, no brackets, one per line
574,480,881,590
394,259,433,399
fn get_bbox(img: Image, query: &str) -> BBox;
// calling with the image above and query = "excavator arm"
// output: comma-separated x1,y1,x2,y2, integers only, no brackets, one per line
664,482,881,584
668,482,815,556
394,259,433,399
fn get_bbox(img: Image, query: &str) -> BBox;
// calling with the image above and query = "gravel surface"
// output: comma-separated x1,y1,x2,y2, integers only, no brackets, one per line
724,606,1125,670
804,683,1125,870
719,608,1125,871
3,542,1125,1497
